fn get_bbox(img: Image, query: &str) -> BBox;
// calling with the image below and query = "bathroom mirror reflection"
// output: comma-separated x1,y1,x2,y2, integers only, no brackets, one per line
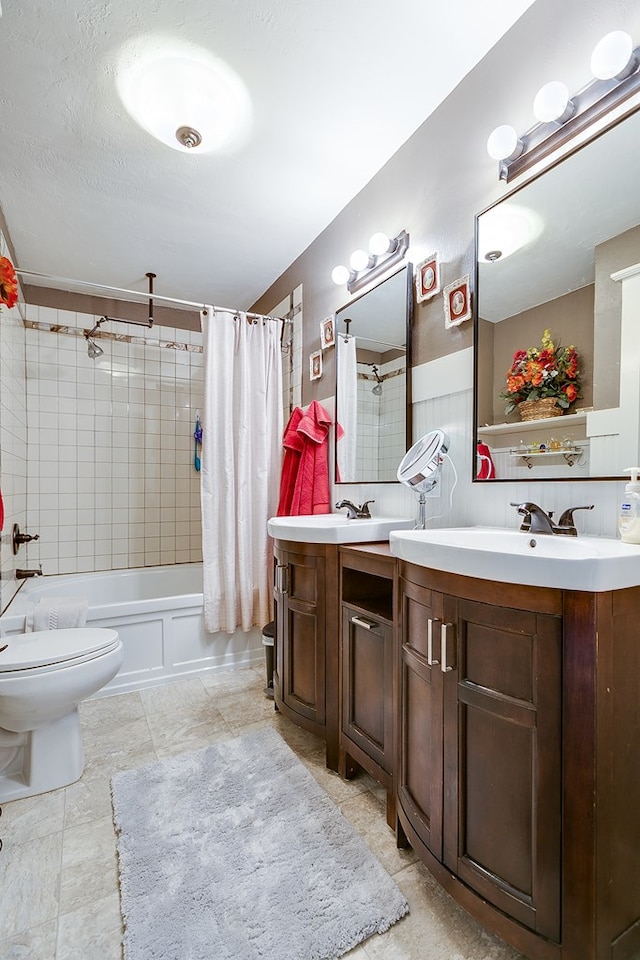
474,102,640,482
335,265,412,483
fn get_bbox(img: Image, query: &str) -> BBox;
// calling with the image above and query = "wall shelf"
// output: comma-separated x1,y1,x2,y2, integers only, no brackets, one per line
478,412,587,437
509,446,585,469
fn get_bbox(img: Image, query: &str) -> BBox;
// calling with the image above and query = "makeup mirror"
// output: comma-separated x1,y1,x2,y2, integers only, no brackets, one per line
397,429,450,529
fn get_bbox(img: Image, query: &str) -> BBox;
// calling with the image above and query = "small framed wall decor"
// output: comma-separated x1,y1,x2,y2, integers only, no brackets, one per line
443,275,472,328
415,253,440,302
320,316,335,349
309,349,323,381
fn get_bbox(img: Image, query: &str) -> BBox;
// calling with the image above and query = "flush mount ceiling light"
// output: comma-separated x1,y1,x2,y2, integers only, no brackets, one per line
332,230,410,294
487,30,640,182
117,39,252,154
477,204,543,263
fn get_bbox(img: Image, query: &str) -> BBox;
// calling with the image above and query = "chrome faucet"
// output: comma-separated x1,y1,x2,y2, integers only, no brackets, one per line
335,499,375,519
511,502,594,536
15,565,43,579
511,502,557,535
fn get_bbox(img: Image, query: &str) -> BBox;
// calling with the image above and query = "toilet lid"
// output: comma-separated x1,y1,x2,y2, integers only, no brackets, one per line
0,628,120,672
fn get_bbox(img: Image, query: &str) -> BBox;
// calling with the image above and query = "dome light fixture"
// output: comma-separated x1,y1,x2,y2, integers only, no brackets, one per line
533,81,575,124
486,125,523,162
349,249,371,272
369,232,392,256
590,30,636,81
331,265,352,286
117,40,252,154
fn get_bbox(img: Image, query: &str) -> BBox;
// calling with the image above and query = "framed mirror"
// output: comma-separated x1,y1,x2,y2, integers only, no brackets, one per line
474,102,640,482
335,265,413,483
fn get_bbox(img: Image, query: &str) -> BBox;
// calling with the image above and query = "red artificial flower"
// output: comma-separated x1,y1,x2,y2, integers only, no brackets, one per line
564,382,578,403
0,256,18,309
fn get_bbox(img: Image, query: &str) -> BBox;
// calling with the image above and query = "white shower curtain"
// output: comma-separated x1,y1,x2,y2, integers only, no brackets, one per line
200,308,283,633
336,334,358,482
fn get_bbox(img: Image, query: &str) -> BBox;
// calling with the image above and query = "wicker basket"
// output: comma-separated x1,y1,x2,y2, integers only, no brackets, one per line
518,398,564,421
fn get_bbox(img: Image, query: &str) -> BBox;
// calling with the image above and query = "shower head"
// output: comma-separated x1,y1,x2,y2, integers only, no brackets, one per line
369,364,383,395
84,316,107,359
87,339,104,359
86,316,108,339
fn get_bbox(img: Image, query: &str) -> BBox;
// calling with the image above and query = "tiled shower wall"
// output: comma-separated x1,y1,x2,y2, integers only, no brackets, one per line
0,232,28,612
356,356,406,481
23,306,203,576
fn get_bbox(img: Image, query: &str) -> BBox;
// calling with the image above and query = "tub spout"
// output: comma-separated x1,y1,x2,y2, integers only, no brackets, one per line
15,565,43,579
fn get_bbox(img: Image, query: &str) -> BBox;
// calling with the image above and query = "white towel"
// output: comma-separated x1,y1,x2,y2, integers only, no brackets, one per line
25,596,89,632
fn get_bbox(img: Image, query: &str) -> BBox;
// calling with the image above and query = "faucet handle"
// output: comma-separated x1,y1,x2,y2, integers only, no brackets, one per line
558,504,594,527
358,500,375,517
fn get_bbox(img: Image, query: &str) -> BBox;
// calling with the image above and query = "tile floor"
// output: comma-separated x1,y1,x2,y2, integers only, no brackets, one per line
0,666,525,960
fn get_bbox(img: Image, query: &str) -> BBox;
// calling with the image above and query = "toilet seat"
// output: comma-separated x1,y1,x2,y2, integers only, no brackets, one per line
0,628,120,673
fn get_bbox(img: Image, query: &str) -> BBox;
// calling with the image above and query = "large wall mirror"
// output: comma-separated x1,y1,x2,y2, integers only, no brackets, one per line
474,102,640,481
335,265,412,483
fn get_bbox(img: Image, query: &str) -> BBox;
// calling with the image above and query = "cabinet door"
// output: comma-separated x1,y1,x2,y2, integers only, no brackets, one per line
341,605,393,774
443,597,562,943
280,550,326,726
397,577,444,860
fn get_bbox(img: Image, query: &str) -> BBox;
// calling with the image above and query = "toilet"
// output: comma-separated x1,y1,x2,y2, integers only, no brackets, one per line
0,627,123,802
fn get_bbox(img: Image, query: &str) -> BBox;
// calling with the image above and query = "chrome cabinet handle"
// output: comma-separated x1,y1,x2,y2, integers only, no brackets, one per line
427,618,440,666
441,622,454,673
275,564,288,595
351,615,379,630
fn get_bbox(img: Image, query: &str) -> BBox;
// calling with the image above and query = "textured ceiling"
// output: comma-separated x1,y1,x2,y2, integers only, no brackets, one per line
0,0,535,310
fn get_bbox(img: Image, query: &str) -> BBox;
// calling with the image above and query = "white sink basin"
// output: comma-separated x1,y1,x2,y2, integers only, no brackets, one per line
389,526,640,592
268,514,415,545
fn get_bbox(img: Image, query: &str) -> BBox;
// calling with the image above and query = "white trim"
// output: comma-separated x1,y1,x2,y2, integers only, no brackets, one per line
412,347,473,403
611,262,640,283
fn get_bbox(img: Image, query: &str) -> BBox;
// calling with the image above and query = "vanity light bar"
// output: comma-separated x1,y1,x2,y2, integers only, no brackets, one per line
489,32,640,183
331,230,410,294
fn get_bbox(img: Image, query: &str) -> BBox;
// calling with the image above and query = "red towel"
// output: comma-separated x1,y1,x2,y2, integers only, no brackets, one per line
476,442,496,480
277,401,333,516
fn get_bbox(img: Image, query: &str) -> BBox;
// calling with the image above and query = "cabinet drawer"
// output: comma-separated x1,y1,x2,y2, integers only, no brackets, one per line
342,604,393,774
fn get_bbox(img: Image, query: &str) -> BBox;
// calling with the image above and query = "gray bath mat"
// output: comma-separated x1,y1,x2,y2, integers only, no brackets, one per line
111,726,408,959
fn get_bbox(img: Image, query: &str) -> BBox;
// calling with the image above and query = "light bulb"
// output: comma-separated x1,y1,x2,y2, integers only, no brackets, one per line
369,232,391,256
486,125,522,161
590,31,635,80
349,249,370,272
533,81,574,123
331,265,350,286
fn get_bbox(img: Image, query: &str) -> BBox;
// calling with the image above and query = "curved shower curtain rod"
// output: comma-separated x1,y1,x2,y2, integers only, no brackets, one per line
15,269,291,326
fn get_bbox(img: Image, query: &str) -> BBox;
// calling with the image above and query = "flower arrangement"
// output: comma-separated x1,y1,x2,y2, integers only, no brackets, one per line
0,256,18,309
499,328,581,415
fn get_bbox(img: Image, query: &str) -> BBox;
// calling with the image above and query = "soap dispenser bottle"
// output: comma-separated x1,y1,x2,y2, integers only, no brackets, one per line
619,468,640,543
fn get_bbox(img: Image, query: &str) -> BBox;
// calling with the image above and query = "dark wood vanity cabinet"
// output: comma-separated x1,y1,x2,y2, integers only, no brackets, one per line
339,545,396,823
397,561,640,960
272,539,340,770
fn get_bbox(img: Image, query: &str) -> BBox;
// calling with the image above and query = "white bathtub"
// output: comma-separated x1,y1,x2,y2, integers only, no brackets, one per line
0,564,264,695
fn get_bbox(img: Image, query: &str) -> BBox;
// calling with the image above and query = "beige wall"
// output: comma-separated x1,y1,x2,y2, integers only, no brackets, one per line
594,223,640,409
488,285,595,425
